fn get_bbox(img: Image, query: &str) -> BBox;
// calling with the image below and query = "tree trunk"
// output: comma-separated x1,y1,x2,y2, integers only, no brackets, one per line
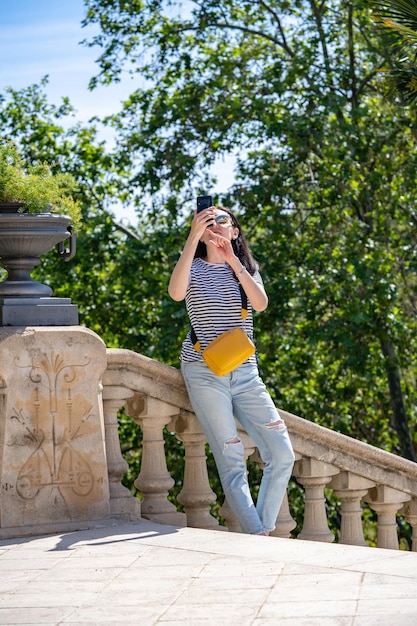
378,328,416,462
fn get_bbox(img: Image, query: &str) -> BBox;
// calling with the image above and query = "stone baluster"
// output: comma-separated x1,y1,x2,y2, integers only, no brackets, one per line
402,499,417,552
273,451,301,538
125,393,186,527
219,498,241,533
102,385,142,519
329,472,375,546
293,457,339,543
173,410,220,530
365,485,411,550
272,491,297,538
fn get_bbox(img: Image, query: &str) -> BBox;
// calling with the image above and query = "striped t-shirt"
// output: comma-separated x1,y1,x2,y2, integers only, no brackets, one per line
180,257,263,364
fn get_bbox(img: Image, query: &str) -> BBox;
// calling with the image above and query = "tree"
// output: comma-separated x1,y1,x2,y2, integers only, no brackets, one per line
79,0,417,460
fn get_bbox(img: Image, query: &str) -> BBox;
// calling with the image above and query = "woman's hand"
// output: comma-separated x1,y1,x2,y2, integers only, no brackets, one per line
189,208,216,240
206,228,236,263
206,228,269,312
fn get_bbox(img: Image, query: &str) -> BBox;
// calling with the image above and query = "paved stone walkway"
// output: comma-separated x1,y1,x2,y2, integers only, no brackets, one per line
0,519,416,625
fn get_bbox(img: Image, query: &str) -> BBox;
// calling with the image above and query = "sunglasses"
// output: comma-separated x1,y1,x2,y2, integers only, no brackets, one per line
214,214,233,225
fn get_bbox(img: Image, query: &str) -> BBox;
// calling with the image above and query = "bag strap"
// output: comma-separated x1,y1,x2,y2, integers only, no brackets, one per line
190,283,248,352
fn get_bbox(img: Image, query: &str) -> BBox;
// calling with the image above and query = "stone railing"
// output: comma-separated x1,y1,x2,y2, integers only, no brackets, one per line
103,348,417,551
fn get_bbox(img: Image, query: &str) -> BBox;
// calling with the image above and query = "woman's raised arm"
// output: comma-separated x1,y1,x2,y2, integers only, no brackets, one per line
168,209,214,301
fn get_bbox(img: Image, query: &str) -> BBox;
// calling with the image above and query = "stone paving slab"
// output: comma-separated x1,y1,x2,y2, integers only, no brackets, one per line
0,519,416,625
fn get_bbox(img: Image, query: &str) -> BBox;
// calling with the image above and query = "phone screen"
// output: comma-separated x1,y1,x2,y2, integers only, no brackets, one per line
196,195,213,212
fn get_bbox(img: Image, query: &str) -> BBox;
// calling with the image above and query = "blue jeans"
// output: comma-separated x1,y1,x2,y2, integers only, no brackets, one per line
181,361,295,534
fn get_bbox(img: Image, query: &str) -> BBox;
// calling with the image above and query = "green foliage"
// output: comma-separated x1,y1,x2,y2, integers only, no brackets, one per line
0,138,82,229
118,409,143,495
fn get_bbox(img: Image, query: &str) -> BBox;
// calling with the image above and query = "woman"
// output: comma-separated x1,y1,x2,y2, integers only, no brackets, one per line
168,205,294,535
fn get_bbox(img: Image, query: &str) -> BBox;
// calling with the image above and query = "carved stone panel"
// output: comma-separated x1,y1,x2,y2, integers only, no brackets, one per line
0,326,110,533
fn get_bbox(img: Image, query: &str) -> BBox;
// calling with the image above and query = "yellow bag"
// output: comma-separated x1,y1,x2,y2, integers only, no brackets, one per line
202,327,255,376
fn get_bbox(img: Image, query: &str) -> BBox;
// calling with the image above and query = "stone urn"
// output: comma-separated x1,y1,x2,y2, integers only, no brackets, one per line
0,212,72,296
0,212,78,325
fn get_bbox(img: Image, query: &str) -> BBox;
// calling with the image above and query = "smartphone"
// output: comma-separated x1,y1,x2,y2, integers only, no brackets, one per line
196,195,213,213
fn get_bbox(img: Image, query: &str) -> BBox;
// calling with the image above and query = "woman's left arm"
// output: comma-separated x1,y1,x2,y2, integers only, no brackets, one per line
206,228,268,311
228,259,269,312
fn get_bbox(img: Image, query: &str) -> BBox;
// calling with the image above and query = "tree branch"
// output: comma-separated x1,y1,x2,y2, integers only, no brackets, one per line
112,218,141,241
347,1,358,108
309,0,332,79
172,21,292,54
309,0,346,123
256,0,294,56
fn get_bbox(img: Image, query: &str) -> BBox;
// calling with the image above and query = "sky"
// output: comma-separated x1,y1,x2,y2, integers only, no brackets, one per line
0,0,234,224
0,0,133,122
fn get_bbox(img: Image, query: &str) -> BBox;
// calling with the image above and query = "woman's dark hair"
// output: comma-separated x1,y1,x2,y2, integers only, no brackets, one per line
194,206,258,276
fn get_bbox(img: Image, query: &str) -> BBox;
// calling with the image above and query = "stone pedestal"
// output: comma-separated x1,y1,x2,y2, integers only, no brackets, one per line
0,297,79,326
0,326,110,538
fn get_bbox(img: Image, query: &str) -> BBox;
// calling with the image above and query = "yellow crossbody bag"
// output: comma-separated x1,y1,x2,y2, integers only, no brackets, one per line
201,327,255,376
190,284,255,376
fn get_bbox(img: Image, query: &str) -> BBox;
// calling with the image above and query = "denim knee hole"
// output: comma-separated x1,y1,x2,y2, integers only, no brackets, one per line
223,437,240,453
266,419,286,431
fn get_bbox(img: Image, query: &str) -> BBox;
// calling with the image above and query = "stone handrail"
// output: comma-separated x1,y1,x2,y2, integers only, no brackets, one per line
103,348,417,551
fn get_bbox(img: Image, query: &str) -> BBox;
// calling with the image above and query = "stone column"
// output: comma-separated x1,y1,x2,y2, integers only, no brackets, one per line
365,485,411,550
174,409,220,530
330,471,375,546
0,326,110,538
273,492,297,538
294,457,339,543
102,385,141,519
126,393,186,526
402,499,417,552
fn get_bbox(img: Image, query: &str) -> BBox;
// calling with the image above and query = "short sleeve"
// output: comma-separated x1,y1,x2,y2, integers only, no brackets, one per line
253,270,264,286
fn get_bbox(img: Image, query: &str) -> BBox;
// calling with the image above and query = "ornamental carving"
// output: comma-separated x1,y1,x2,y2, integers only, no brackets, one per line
9,350,96,510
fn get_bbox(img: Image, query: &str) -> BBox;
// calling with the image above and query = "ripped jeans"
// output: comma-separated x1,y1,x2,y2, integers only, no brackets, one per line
181,361,295,535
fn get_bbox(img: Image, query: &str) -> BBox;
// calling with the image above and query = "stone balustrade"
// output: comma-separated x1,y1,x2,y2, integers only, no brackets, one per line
104,348,417,550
